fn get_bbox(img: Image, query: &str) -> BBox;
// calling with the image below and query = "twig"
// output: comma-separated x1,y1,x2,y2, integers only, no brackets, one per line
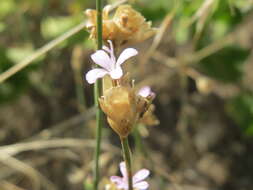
141,12,174,65
0,21,87,83
0,138,120,156
27,107,96,141
0,154,56,190
0,145,120,182
0,0,128,84
153,33,234,67
186,34,234,63
0,181,27,190
153,51,178,68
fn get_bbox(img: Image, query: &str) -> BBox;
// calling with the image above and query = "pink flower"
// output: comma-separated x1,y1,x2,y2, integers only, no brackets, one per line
110,162,150,190
138,86,155,98
85,41,138,84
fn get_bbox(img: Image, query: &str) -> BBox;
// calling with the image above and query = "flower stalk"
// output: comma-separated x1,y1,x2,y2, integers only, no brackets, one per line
93,0,103,189
120,137,133,190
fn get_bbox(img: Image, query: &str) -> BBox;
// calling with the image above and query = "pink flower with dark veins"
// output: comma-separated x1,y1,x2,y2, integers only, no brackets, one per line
110,162,150,190
85,40,138,84
138,86,155,99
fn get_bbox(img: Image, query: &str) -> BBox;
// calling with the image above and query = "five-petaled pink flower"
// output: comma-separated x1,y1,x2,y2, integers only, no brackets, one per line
138,86,156,98
85,40,138,84
110,162,150,190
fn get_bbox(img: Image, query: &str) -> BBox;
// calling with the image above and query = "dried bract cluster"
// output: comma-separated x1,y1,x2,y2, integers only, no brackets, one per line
99,78,155,138
99,85,137,138
85,4,156,46
139,104,159,126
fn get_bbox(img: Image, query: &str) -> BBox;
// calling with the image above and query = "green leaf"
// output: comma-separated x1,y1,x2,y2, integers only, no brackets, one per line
0,0,16,18
41,16,81,39
0,47,30,104
200,46,250,82
0,22,6,32
227,93,253,137
6,45,35,64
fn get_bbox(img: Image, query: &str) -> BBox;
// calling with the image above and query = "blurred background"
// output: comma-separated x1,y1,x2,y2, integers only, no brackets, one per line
1,0,253,189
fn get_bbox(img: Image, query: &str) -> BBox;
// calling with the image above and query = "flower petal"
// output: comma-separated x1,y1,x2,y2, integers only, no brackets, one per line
119,162,127,179
109,66,123,79
107,40,116,63
133,181,149,190
85,68,108,84
133,169,150,183
138,86,151,98
116,48,138,67
110,176,123,185
102,45,110,53
91,50,113,71
118,183,128,190
110,176,128,190
138,86,156,99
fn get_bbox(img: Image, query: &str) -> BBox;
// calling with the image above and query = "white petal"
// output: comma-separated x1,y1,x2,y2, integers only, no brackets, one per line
119,162,127,179
107,40,116,63
110,176,128,190
110,176,123,184
85,68,108,84
138,86,151,98
103,5,112,15
102,45,110,53
91,50,113,71
109,66,123,79
138,86,156,98
117,182,128,190
116,48,138,67
133,169,150,183
133,181,149,190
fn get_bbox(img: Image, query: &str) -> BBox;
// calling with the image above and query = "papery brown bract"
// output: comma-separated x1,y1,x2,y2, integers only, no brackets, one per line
85,4,156,46
139,104,160,126
113,5,156,45
85,5,112,39
99,82,155,138
99,86,138,138
99,71,158,138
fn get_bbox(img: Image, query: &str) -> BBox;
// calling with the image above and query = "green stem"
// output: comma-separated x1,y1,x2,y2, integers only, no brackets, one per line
93,81,103,190
93,0,103,190
121,137,133,190
96,0,103,49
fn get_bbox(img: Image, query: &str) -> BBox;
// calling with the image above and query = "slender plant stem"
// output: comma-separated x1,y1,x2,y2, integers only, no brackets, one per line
121,137,133,190
96,0,103,49
93,0,103,190
93,81,103,190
